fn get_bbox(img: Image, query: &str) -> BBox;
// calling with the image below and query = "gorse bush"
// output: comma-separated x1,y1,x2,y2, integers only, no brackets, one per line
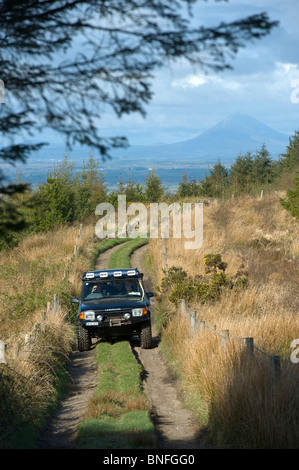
204,253,227,273
158,255,248,308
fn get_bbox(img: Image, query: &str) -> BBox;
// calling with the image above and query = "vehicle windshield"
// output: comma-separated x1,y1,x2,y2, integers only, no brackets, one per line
82,278,143,303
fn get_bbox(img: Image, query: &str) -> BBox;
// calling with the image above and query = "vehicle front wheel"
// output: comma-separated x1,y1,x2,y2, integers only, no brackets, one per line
78,324,91,352
140,321,152,349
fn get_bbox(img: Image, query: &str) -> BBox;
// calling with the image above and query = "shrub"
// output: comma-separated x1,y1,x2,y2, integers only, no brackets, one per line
160,254,248,308
204,253,227,273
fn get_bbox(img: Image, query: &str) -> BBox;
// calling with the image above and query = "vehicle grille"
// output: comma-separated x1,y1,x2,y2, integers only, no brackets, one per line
95,309,131,321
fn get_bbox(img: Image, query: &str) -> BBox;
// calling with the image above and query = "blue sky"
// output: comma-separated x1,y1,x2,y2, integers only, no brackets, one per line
96,0,299,147
7,0,298,158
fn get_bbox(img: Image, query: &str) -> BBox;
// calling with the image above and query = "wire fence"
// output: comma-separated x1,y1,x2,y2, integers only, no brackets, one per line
180,299,299,380
0,224,83,365
161,240,298,379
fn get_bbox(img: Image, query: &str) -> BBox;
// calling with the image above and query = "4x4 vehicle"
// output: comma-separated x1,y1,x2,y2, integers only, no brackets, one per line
71,268,154,351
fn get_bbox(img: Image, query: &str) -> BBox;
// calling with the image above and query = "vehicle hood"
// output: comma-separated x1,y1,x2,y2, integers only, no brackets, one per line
80,297,147,312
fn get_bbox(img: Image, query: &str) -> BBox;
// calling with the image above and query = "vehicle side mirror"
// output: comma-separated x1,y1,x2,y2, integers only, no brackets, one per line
71,297,80,304
146,291,154,298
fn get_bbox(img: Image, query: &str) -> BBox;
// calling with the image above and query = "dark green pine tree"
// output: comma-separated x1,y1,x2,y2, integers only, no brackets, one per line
145,169,164,202
34,155,75,231
230,152,254,192
252,144,275,185
278,130,299,174
280,173,299,219
75,152,107,220
208,161,230,197
198,161,229,197
178,172,190,198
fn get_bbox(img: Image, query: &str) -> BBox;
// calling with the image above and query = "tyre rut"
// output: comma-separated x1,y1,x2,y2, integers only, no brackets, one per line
37,243,123,449
130,245,210,449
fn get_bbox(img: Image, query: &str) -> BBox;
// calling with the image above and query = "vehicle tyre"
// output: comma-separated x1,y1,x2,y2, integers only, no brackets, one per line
140,321,152,349
78,324,91,352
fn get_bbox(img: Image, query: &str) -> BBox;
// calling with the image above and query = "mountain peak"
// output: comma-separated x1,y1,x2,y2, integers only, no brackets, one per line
211,113,273,132
111,113,289,163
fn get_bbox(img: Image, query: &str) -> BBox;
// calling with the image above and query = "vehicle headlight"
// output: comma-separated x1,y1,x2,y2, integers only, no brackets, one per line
132,308,147,317
84,310,95,320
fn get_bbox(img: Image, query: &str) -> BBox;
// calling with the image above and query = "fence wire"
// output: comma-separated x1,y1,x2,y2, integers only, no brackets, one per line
181,300,298,367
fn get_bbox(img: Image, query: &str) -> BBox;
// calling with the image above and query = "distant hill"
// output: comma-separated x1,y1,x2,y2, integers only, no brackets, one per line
111,113,289,163
13,113,290,189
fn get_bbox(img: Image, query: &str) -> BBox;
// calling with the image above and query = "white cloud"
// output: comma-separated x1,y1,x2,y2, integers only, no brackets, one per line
171,71,243,92
274,62,299,81
212,76,243,91
172,74,208,89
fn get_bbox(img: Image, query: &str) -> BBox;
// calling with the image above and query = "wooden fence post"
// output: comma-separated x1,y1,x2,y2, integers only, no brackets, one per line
14,343,20,359
46,302,51,317
0,340,5,364
271,355,281,382
181,299,187,317
78,223,83,241
221,329,229,348
162,238,168,274
190,312,197,333
245,337,254,357
53,294,59,317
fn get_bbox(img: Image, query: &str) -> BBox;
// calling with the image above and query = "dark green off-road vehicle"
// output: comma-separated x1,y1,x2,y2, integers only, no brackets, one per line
71,268,154,351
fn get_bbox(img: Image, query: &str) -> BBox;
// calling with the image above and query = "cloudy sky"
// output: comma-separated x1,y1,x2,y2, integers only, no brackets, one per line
97,0,299,147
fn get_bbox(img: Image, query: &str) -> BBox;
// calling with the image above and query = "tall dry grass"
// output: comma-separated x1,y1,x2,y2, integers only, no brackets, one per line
150,192,298,279
0,221,98,447
67,222,99,297
0,222,97,336
148,192,299,448
163,312,299,448
0,225,78,337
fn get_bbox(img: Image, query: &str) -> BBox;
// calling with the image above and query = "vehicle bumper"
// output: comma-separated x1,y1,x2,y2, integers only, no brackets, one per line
78,315,150,338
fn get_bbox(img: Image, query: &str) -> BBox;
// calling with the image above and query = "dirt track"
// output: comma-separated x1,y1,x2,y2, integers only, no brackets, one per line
38,244,122,449
38,243,209,449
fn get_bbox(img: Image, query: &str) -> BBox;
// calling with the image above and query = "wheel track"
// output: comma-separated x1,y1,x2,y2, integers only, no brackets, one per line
38,243,123,449
130,245,210,449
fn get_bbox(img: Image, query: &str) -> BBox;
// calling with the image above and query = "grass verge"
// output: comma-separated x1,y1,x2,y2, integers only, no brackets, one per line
108,237,149,269
77,340,156,449
92,237,132,267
